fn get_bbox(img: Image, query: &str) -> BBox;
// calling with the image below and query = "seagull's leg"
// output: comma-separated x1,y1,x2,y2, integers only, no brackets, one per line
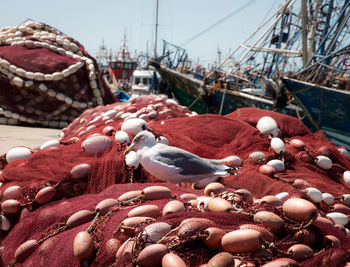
228,167,239,175
128,168,134,183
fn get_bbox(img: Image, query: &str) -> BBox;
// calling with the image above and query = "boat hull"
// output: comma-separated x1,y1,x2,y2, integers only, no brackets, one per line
153,62,299,115
282,77,350,149
152,62,350,149
151,62,209,113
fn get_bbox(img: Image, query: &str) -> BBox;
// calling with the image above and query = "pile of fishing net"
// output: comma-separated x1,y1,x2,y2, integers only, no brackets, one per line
0,20,115,128
0,95,350,266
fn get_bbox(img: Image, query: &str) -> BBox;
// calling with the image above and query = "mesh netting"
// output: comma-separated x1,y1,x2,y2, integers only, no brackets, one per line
0,98,349,266
0,21,115,128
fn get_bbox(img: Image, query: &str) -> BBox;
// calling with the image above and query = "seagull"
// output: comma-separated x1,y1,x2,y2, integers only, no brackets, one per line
124,131,234,188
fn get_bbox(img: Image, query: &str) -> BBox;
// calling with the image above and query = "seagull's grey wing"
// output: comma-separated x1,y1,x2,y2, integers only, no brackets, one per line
209,159,231,171
155,145,228,175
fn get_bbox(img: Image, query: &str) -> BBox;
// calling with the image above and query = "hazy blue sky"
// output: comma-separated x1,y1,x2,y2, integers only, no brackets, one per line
1,0,281,66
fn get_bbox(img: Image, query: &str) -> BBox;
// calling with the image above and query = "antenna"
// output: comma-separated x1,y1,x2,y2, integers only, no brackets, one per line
154,0,159,58
217,46,222,65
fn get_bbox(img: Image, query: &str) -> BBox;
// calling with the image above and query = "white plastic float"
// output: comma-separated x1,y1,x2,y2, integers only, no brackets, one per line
256,116,279,137
6,147,32,163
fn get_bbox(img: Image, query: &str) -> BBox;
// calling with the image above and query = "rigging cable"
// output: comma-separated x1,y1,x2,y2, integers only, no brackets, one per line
180,0,259,47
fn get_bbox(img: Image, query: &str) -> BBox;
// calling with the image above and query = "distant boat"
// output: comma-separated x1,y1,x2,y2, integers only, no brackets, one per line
130,69,156,97
150,59,300,118
97,32,138,97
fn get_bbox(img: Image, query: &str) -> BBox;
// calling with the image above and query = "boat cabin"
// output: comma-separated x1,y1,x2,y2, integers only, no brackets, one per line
104,32,138,90
108,60,137,83
131,70,154,96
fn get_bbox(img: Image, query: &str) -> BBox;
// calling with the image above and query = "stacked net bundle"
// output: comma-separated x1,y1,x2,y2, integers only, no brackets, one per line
0,97,350,266
0,20,115,128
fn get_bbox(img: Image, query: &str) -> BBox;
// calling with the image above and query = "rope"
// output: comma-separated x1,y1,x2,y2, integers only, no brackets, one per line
188,95,201,109
295,104,307,120
180,0,258,47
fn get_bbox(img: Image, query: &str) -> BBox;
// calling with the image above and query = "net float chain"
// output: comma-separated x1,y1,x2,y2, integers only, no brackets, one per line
255,116,342,171
8,185,173,263
0,20,104,127
116,183,349,265
7,182,350,265
3,140,60,164
0,185,56,215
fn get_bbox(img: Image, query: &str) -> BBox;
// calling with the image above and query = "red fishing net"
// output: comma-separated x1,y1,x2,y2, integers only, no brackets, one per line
0,21,115,128
0,97,350,266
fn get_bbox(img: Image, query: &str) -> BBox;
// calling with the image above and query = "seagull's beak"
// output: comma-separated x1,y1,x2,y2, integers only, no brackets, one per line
124,144,134,155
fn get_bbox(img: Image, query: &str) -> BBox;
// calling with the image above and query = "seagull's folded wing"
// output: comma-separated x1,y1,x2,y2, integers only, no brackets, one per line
155,145,228,176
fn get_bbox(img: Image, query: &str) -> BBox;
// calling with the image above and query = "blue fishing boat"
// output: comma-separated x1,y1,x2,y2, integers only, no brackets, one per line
280,0,350,148
282,77,350,148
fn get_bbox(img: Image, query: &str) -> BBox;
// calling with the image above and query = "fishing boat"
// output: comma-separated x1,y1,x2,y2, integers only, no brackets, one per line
130,69,156,97
282,77,350,148
97,32,138,98
280,0,350,149
151,0,350,149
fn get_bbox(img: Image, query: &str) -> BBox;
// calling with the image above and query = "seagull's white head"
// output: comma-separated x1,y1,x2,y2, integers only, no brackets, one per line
124,130,157,154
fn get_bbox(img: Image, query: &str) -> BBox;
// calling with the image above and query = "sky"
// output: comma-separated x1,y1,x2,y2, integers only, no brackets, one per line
1,0,282,67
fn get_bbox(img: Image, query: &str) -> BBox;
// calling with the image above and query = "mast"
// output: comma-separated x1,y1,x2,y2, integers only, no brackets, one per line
122,30,127,60
154,0,159,58
308,0,321,63
301,0,308,66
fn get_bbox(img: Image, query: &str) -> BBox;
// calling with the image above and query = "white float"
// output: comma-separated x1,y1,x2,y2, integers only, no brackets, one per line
0,214,11,231
275,192,289,200
321,193,334,205
121,118,147,136
343,171,350,186
81,136,112,156
248,151,266,162
326,212,348,226
220,155,242,167
6,146,32,163
256,116,279,137
40,139,60,150
125,151,139,169
115,131,130,144
271,137,285,154
304,187,322,203
197,196,212,210
341,194,350,206
141,222,171,243
266,159,285,172
314,155,332,170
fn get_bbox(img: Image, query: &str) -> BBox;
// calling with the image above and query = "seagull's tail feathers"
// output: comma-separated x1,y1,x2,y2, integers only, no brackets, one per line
213,171,230,177
211,160,239,176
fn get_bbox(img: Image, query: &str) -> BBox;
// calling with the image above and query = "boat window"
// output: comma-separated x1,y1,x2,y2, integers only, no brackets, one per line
144,78,151,85
116,62,122,68
109,62,116,69
124,63,131,69
134,77,141,84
